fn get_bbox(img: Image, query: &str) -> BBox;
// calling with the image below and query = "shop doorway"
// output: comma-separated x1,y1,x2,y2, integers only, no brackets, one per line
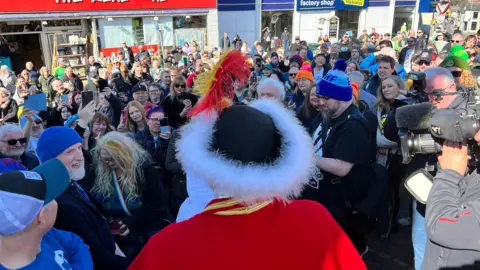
0,34,43,75
393,7,415,34
261,11,293,51
336,10,360,38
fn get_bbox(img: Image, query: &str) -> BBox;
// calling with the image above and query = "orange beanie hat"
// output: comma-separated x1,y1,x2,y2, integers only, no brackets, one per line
351,83,359,102
296,64,314,82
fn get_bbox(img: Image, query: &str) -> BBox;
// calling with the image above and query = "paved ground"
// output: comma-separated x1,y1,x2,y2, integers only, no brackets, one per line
364,187,415,270
364,225,414,270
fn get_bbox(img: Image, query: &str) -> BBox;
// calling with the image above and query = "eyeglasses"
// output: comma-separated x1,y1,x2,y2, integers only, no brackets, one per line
174,84,186,88
33,119,43,125
417,31,423,34
451,70,462,78
451,40,462,44
2,138,27,146
289,73,298,77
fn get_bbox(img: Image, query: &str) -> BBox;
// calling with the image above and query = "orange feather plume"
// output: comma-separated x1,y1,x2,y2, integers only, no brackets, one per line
188,50,252,117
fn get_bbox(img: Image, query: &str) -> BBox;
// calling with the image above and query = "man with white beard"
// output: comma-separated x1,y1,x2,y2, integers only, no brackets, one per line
36,126,132,270
0,123,39,169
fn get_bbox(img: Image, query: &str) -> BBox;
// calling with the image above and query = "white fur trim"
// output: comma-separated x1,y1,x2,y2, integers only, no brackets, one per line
176,99,316,202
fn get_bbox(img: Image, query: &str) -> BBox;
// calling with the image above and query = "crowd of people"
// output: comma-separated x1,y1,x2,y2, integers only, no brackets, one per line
0,25,479,270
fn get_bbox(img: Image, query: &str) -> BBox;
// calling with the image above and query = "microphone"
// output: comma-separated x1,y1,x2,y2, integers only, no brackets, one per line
396,102,435,130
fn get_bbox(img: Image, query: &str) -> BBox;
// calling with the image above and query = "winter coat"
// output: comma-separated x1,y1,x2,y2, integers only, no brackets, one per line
0,99,18,123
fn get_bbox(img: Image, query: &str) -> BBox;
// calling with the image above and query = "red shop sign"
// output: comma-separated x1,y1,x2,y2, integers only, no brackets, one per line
0,0,216,13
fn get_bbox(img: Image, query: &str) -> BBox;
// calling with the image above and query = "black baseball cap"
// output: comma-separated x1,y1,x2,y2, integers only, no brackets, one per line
132,84,147,93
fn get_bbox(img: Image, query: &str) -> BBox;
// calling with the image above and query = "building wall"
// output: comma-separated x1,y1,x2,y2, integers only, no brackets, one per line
207,9,219,49
218,10,259,47
361,7,392,34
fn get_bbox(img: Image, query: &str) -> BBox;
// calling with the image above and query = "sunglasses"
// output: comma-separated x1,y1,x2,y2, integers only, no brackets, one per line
417,32,423,34
451,40,462,44
2,138,27,146
418,60,431,66
174,84,186,88
289,73,298,77
33,119,43,125
451,70,463,78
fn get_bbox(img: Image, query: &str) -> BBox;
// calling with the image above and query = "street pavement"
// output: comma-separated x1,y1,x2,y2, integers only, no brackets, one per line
364,225,414,270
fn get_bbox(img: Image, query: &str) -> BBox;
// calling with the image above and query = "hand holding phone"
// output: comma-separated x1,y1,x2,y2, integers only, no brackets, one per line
81,91,95,107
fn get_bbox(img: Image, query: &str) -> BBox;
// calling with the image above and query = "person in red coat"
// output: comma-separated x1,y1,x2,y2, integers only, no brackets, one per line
129,50,366,270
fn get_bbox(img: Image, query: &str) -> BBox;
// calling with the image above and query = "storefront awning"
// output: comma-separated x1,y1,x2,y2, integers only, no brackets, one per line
0,9,211,21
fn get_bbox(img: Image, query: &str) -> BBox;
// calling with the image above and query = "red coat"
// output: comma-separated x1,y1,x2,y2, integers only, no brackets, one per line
129,198,366,270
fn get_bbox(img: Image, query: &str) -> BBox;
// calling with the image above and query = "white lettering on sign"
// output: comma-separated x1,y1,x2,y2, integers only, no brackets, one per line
299,0,334,7
152,0,167,2
91,0,129,2
56,0,83,3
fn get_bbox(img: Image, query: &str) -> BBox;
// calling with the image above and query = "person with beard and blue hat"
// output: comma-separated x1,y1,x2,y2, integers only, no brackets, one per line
301,69,376,256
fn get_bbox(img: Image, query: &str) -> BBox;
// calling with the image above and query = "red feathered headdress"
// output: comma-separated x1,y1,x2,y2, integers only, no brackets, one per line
188,50,251,117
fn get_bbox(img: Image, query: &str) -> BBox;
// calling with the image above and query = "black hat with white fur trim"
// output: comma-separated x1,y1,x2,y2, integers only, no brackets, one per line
176,99,316,203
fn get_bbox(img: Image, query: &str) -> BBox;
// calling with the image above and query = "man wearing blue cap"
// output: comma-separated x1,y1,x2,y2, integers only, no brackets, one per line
0,159,93,269
301,69,374,256
36,126,132,270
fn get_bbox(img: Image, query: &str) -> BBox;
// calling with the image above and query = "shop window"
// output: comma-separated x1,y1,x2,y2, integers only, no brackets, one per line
173,16,207,29
0,21,42,33
98,18,135,48
471,21,478,32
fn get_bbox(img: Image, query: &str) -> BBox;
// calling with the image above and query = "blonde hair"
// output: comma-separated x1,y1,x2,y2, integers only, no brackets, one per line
375,75,404,113
91,132,151,202
124,101,147,132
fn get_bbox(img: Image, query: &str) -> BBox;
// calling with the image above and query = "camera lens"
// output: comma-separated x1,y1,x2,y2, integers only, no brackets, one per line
408,133,442,154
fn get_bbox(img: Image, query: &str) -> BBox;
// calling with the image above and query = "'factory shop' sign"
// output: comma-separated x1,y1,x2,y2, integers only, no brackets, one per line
297,0,368,11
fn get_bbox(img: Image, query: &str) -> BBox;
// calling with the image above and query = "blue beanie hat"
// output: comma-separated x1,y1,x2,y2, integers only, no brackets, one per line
317,70,352,101
36,127,83,163
333,59,347,72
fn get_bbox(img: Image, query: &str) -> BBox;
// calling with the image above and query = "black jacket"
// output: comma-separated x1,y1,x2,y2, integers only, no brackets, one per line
398,46,417,66
0,99,18,123
163,93,198,129
104,94,125,128
61,74,84,91
165,129,187,216
55,184,132,270
118,47,135,65
135,126,169,170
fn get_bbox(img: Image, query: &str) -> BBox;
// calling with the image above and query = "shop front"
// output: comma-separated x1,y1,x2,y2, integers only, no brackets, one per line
261,0,294,51
0,0,217,74
293,0,368,44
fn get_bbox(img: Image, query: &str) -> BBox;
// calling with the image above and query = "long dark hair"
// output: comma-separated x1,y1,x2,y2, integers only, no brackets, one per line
301,85,316,119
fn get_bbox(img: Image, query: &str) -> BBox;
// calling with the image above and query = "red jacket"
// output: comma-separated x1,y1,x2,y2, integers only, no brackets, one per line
129,198,366,270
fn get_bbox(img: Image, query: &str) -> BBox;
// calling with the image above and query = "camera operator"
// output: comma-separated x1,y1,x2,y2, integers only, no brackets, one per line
383,67,460,269
423,135,480,269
